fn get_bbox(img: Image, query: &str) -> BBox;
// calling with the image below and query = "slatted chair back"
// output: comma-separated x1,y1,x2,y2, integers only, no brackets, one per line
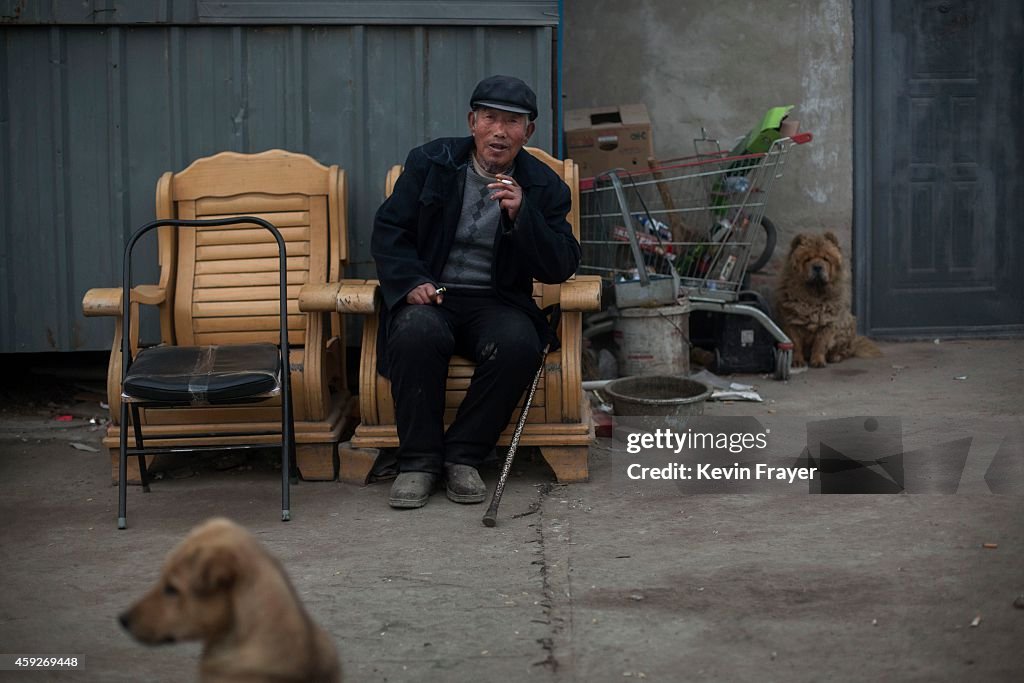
158,150,347,348
523,147,579,311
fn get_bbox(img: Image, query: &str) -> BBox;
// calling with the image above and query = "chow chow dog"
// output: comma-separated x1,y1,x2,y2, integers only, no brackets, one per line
775,231,881,368
119,518,341,683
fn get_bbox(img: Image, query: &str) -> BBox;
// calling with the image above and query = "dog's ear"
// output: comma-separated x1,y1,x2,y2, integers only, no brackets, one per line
789,234,808,253
190,546,238,596
824,231,840,246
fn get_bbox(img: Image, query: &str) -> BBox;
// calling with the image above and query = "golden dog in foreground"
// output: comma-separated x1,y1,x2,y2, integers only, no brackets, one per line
120,518,341,683
776,231,882,368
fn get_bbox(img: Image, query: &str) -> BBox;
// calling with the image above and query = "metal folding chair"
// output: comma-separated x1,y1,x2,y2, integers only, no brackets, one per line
117,217,294,529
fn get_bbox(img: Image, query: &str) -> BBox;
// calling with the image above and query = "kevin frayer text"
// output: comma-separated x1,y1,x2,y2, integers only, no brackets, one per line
627,463,817,483
623,427,817,483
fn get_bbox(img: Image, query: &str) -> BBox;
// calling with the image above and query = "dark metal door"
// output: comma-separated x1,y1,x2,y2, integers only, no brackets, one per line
857,0,1024,336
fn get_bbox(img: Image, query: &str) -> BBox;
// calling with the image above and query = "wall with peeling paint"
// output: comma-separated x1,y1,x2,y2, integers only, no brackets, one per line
564,0,853,294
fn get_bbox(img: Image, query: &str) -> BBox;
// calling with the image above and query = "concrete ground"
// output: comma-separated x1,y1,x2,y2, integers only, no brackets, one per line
0,339,1022,682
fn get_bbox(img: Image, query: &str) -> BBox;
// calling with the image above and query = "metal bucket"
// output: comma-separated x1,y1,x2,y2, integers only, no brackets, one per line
613,304,690,377
605,376,712,417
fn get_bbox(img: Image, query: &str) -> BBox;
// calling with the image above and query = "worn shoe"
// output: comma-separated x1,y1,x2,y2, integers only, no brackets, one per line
388,472,437,509
444,463,487,504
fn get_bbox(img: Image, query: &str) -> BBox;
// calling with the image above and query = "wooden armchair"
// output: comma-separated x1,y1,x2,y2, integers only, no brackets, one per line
303,148,602,484
83,150,358,482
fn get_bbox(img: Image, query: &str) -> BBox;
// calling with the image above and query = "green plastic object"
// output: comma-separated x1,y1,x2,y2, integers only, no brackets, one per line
731,105,795,156
703,106,796,221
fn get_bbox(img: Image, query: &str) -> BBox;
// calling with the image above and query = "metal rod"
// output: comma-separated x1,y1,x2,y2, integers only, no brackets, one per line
608,172,650,287
482,342,551,528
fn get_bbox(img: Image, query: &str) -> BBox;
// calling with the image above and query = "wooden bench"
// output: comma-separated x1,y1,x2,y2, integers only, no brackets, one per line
302,148,602,484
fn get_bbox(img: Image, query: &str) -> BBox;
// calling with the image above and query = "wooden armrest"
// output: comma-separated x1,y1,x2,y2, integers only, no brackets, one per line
82,286,167,317
559,275,602,312
299,280,380,315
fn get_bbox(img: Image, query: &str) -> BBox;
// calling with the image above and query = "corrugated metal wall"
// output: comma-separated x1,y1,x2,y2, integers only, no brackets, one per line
0,2,556,352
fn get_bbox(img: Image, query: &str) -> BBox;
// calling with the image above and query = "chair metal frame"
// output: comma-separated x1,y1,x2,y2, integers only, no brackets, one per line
117,216,294,529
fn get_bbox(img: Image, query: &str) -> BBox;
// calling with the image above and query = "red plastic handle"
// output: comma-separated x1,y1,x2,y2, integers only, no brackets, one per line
790,132,813,144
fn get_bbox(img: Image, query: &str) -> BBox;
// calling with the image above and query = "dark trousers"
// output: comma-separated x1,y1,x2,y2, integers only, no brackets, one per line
384,291,543,474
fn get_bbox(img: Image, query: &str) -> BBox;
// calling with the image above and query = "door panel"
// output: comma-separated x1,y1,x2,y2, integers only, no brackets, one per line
862,0,1023,336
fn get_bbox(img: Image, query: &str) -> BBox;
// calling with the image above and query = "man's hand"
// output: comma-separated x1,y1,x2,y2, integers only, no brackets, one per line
488,174,523,222
406,283,444,305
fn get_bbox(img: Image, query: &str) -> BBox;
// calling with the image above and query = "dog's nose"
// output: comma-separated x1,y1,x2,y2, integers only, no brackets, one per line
812,263,823,273
118,612,131,630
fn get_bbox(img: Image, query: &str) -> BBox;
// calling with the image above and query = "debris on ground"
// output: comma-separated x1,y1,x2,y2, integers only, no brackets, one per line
691,369,763,402
170,467,198,480
69,442,99,452
969,615,981,627
213,453,247,471
586,389,614,437
982,543,998,549
511,501,542,519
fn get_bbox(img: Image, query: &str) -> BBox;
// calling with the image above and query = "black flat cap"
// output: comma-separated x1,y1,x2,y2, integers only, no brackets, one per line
470,75,538,121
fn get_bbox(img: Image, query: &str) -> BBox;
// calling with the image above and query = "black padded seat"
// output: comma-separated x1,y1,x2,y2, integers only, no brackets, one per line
113,216,295,530
123,344,280,404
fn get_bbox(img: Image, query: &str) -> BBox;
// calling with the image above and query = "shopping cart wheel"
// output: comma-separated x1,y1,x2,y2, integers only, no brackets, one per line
774,347,792,381
747,216,778,274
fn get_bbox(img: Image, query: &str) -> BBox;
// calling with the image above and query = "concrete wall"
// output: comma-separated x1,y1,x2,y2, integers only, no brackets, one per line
564,0,853,290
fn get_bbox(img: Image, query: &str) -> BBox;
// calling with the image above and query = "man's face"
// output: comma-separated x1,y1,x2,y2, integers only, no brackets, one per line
468,107,535,174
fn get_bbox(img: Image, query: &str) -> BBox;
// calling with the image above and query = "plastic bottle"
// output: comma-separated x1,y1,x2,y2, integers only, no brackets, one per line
723,175,750,194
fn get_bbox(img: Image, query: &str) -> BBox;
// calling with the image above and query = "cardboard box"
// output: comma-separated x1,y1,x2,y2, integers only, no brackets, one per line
564,103,654,178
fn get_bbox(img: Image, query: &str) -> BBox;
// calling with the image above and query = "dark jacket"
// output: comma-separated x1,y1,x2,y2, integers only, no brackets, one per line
371,136,581,377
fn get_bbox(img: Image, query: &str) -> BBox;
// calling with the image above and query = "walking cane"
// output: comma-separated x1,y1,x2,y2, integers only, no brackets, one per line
483,305,560,528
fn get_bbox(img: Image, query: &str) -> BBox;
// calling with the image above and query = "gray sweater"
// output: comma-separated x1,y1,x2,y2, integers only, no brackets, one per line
439,159,511,289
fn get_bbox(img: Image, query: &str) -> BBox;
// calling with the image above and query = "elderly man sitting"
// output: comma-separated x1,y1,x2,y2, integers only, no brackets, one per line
371,75,581,509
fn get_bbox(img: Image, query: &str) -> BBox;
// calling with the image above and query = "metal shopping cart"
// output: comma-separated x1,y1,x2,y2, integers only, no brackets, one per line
579,130,813,380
